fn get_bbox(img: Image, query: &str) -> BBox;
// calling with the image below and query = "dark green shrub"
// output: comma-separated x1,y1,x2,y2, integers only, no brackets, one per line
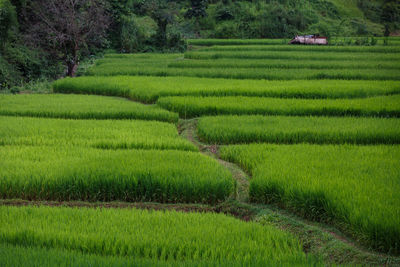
0,55,21,89
212,21,238,38
0,0,17,49
167,27,187,52
215,4,234,21
120,15,144,52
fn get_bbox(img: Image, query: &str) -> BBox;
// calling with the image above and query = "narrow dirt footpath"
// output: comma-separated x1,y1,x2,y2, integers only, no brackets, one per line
179,118,400,266
179,119,249,202
1,115,398,266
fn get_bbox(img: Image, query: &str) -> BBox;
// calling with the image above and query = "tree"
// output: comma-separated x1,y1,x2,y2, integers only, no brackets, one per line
185,0,208,36
26,0,109,76
106,0,135,49
120,15,144,52
0,0,18,50
143,0,178,48
381,0,400,36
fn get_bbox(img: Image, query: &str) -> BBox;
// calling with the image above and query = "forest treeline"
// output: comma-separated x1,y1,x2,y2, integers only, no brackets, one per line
1,0,399,89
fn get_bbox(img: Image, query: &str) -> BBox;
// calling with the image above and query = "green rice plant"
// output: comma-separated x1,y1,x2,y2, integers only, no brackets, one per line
197,115,400,145
88,54,181,74
200,45,400,53
0,146,234,203
53,76,400,103
85,65,400,80
0,243,201,267
0,116,197,151
103,53,182,59
95,54,176,63
0,94,178,123
0,206,319,265
93,55,182,68
1,243,306,267
168,58,400,70
157,95,400,118
332,37,400,46
184,50,400,61
188,39,289,46
83,51,400,80
219,144,400,254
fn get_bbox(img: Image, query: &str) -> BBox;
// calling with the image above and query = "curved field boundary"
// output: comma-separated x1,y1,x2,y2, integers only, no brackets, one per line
54,77,400,103
220,144,400,254
0,146,235,204
197,115,400,145
0,205,317,265
0,94,178,123
157,95,400,118
0,116,197,151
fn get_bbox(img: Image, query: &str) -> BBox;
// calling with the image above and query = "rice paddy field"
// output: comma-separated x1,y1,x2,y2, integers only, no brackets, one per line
0,94,178,122
53,77,400,102
2,38,400,265
157,95,400,118
197,115,400,145
0,116,196,151
0,146,234,203
220,144,400,253
0,206,317,266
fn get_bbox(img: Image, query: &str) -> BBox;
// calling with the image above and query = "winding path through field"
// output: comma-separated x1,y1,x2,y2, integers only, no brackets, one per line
178,118,400,266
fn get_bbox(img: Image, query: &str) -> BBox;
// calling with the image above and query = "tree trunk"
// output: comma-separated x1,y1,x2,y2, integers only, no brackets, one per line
67,45,79,77
67,61,78,77
156,20,168,48
195,19,200,38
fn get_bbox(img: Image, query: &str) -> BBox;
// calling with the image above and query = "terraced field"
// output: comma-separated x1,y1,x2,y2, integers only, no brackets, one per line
0,116,196,150
2,38,400,265
220,144,400,253
157,95,400,118
198,115,400,145
0,94,177,122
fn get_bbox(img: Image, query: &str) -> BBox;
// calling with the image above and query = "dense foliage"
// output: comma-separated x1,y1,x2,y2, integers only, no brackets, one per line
1,0,398,89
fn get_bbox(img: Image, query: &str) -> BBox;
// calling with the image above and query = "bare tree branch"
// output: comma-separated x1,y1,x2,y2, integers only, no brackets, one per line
26,0,109,76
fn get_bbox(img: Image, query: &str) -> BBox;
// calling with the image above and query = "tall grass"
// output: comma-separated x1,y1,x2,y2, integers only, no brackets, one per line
54,77,400,103
220,144,400,254
0,146,234,203
0,94,178,122
1,243,303,267
0,206,318,265
197,115,400,145
0,243,197,267
157,95,400,118
0,116,197,151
